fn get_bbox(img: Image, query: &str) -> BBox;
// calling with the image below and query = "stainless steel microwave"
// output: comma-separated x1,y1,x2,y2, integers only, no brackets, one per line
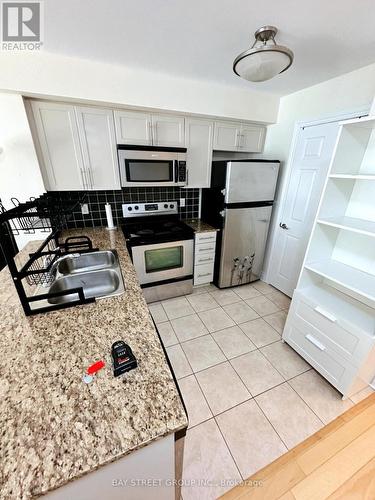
118,146,187,187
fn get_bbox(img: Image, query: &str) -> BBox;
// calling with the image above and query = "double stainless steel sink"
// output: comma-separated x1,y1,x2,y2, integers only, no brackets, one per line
48,250,125,304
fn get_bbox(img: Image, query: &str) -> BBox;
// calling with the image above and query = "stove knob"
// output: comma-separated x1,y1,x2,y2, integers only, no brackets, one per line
170,204,174,209
135,205,139,210
128,207,132,211
164,204,168,209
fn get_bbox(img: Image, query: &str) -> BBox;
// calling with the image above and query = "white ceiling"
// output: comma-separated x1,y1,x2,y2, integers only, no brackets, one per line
45,0,375,96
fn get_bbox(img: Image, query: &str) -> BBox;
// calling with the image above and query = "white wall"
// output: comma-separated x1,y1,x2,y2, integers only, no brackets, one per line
0,93,46,250
265,62,375,162
0,51,279,124
0,93,45,208
262,62,375,284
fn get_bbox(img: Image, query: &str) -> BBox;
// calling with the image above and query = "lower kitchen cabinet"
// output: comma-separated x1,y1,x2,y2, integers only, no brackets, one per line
184,118,214,188
194,231,217,285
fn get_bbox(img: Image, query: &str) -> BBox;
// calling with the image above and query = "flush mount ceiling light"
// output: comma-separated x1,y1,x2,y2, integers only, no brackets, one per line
233,26,293,82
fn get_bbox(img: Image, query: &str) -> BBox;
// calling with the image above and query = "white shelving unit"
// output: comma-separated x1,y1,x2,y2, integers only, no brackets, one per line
283,115,375,398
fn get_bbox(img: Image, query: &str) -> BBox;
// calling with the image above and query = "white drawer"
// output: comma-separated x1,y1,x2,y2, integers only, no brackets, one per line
292,292,374,365
196,232,216,244
285,322,358,395
195,252,215,266
194,263,214,285
195,242,216,254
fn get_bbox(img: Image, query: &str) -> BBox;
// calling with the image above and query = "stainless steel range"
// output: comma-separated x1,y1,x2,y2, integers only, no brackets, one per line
121,202,194,303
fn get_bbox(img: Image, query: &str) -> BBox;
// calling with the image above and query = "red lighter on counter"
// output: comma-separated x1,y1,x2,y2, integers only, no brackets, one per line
83,360,105,384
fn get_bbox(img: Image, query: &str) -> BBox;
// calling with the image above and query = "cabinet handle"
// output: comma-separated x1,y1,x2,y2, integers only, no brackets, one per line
80,168,88,190
305,334,326,351
153,123,157,145
314,306,336,323
148,121,153,145
86,168,94,189
235,131,240,148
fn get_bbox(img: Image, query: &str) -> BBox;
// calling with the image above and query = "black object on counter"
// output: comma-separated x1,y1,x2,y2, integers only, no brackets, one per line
111,340,137,377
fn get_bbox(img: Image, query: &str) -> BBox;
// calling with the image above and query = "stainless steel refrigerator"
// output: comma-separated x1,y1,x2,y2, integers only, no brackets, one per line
201,160,280,288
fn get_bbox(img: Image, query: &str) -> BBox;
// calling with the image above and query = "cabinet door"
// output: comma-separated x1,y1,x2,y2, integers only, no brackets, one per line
31,101,85,191
76,107,120,190
239,125,266,152
152,114,185,147
185,118,213,188
114,110,152,145
213,121,240,151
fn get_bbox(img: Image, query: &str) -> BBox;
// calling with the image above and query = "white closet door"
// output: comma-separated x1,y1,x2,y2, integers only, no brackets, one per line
268,122,340,296
31,101,85,191
76,107,120,190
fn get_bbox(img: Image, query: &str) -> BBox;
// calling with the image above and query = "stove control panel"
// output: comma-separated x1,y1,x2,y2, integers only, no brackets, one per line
122,201,178,218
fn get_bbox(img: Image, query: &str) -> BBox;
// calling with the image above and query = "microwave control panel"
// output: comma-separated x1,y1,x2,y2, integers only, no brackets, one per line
178,161,187,182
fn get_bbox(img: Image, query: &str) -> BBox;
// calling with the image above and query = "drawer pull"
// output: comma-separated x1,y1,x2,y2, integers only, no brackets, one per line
198,236,215,240
305,334,326,351
198,272,212,278
198,257,213,262
314,306,337,323
198,246,214,252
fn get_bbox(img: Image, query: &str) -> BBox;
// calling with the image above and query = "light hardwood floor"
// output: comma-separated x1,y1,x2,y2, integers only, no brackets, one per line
221,392,375,500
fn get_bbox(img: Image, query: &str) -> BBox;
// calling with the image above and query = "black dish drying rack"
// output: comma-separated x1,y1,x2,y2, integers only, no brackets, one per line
0,194,98,316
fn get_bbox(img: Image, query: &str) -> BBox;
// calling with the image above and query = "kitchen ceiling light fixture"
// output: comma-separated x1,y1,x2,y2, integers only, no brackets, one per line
233,26,293,82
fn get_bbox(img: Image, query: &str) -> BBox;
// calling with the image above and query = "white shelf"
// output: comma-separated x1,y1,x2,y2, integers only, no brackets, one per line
317,216,375,237
304,259,375,303
329,174,375,180
339,116,375,129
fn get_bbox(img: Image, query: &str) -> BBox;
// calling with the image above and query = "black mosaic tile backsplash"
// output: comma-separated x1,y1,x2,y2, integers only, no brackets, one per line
49,188,200,229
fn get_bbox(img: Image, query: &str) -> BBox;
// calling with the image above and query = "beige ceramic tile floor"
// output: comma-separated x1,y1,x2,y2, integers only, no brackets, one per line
149,281,373,500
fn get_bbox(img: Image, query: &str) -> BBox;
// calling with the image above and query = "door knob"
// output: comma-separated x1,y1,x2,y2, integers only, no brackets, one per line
279,222,289,230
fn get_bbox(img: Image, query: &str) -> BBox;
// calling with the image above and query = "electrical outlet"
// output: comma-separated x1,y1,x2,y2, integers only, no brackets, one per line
180,198,186,208
81,203,89,215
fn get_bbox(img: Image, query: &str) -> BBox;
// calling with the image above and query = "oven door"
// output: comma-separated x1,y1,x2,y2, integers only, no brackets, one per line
119,149,178,187
131,239,194,285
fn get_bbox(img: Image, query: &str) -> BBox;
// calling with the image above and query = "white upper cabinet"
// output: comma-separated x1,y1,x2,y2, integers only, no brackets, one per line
213,121,240,151
239,124,266,152
31,101,120,191
31,101,86,191
114,110,152,145
185,118,213,188
75,107,120,190
213,120,266,152
151,114,185,147
114,110,185,147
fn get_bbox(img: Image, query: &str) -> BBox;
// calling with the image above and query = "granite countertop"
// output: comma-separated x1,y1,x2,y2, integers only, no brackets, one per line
0,228,187,499
185,219,219,233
